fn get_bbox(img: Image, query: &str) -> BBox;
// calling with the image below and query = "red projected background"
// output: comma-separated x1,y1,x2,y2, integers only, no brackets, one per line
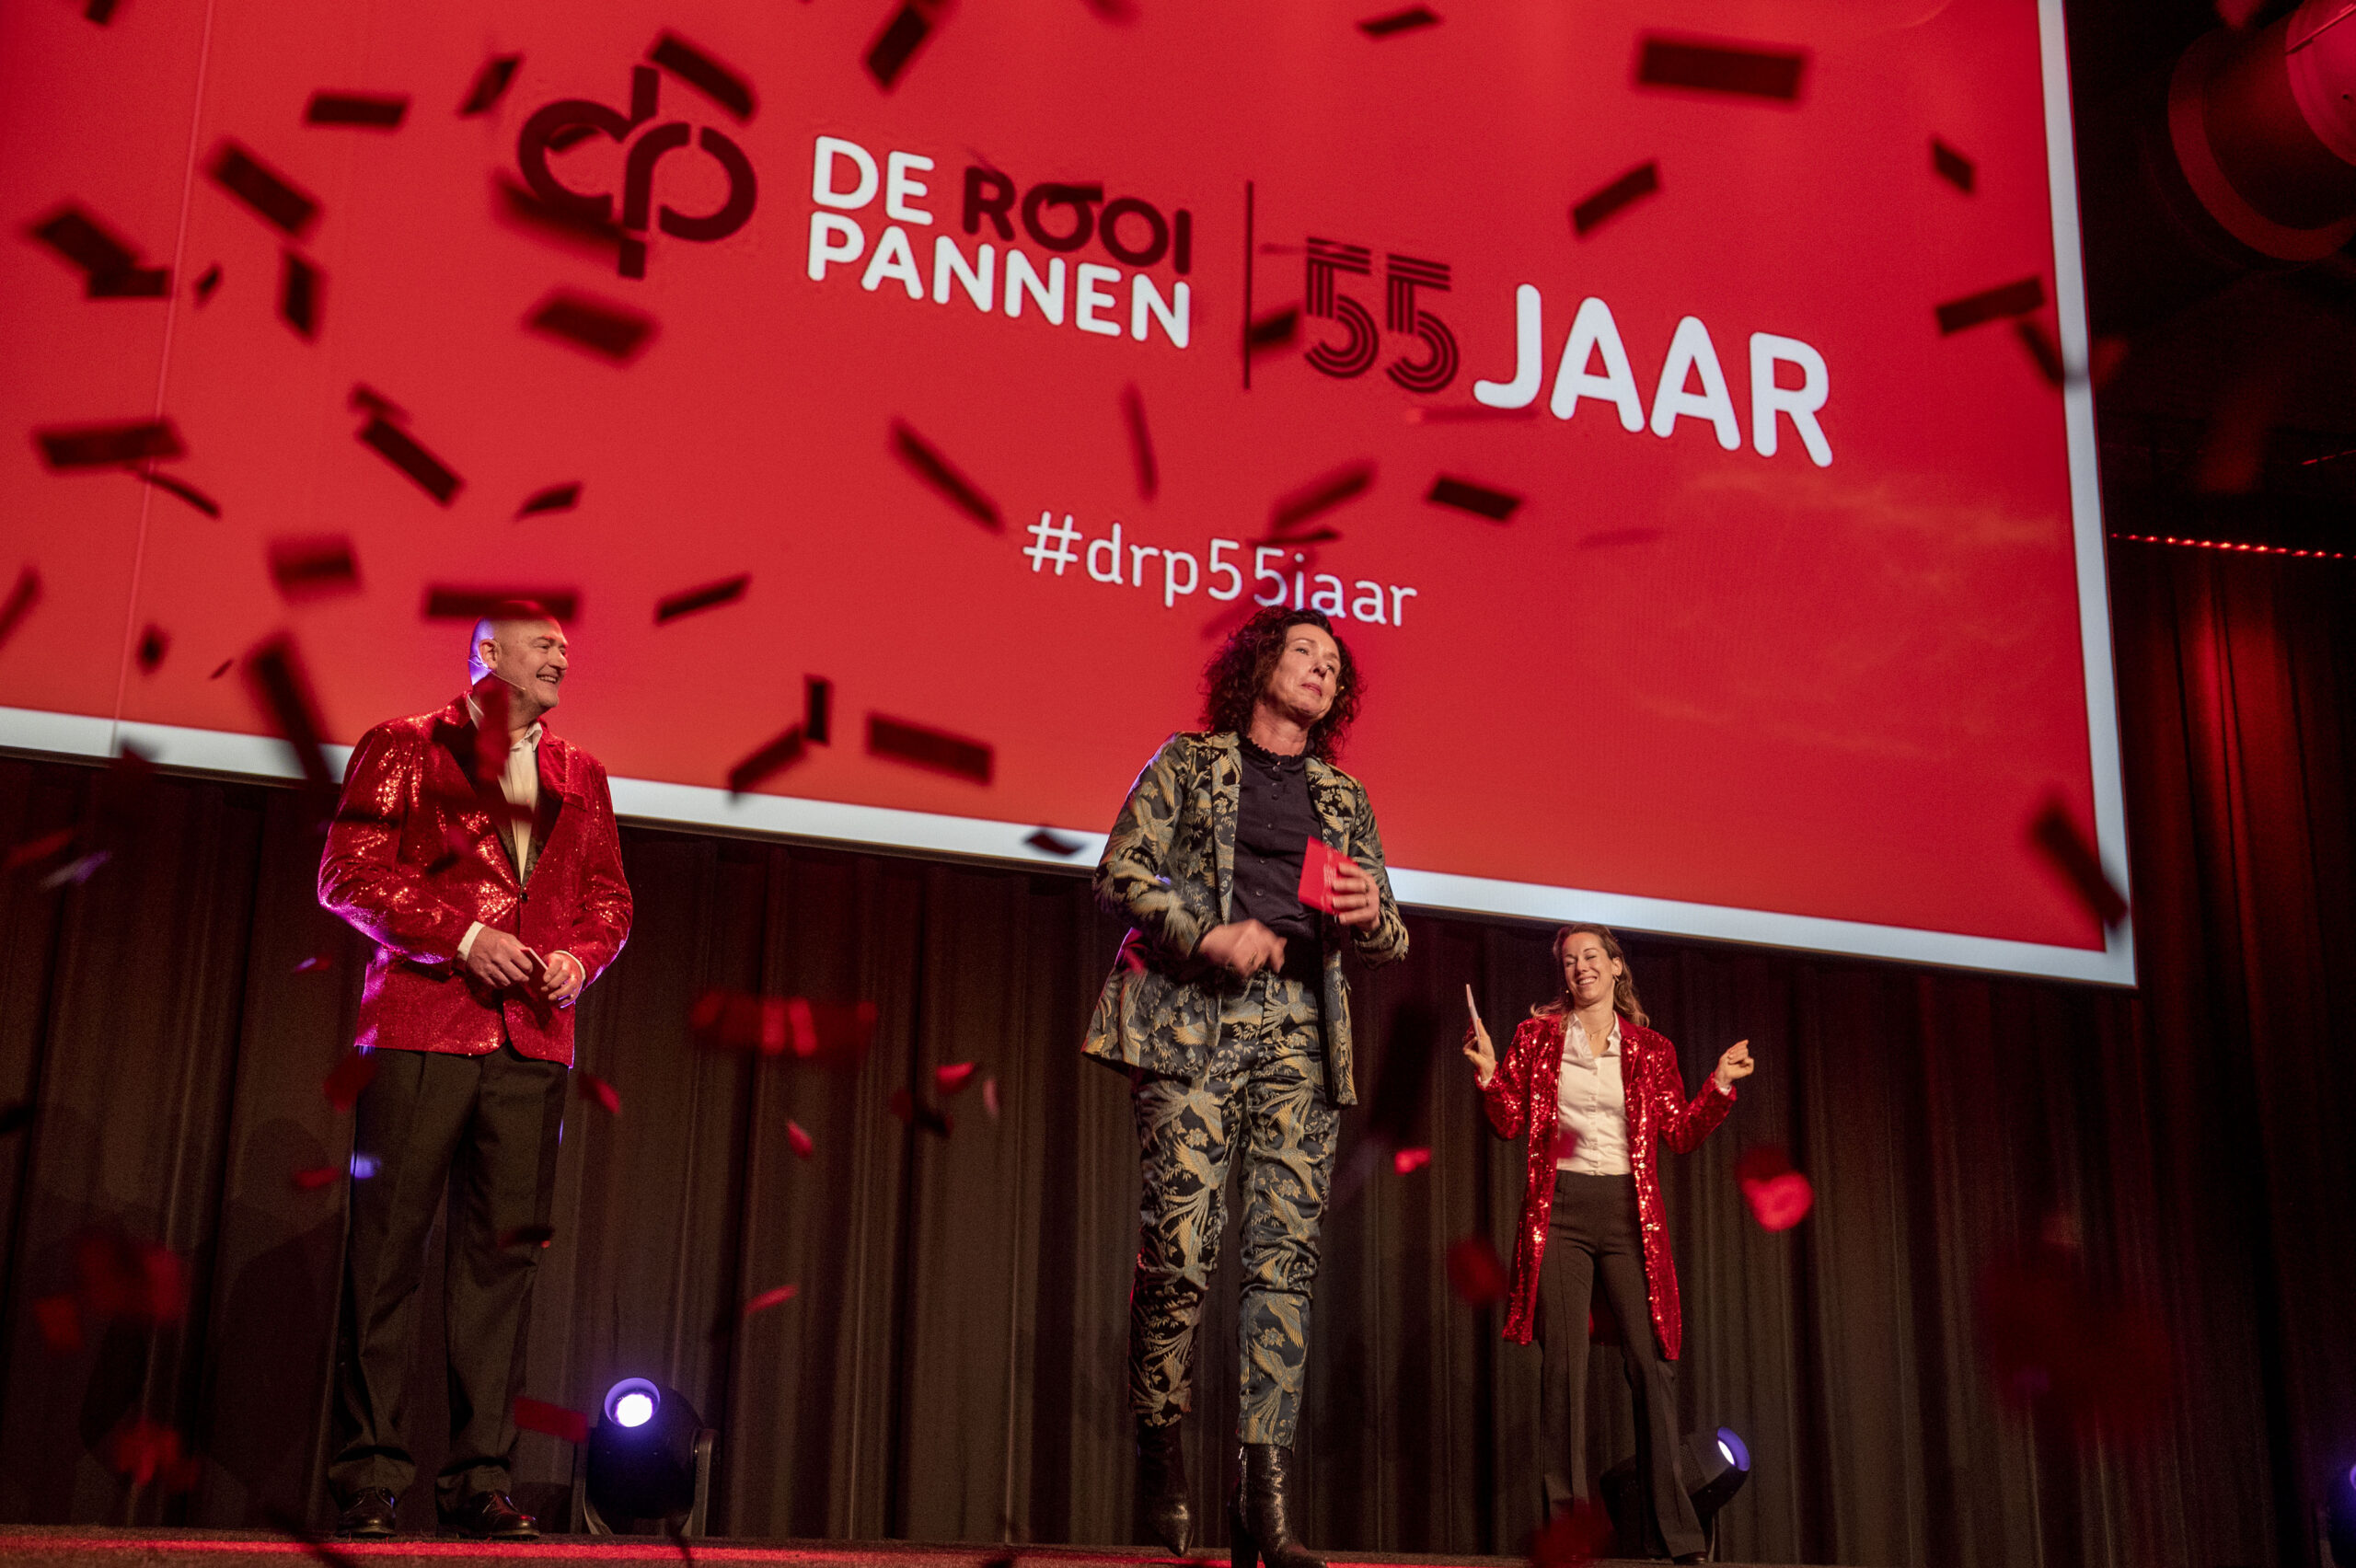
0,0,2130,982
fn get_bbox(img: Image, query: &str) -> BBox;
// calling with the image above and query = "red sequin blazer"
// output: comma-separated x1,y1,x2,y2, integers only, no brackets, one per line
318,698,633,1066
1480,1012,1733,1356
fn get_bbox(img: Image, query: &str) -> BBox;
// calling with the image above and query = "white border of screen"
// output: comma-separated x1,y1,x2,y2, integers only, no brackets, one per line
0,0,2132,985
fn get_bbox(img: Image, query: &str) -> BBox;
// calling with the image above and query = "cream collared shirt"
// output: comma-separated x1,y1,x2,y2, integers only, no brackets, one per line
455,695,562,974
1554,1013,1632,1173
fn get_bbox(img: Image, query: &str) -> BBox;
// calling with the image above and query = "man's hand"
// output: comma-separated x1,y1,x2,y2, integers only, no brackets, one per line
1327,855,1381,929
540,951,585,1007
464,927,537,988
1197,919,1288,978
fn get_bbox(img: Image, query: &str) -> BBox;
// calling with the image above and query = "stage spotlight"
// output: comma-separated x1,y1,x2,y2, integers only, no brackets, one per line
2326,1460,2356,1567
580,1378,715,1535
1599,1424,1752,1560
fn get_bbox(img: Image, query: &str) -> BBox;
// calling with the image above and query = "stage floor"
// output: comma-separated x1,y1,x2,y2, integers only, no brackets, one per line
0,1528,1776,1568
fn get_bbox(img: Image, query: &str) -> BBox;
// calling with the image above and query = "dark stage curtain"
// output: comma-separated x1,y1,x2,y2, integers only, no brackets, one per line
0,538,2348,1566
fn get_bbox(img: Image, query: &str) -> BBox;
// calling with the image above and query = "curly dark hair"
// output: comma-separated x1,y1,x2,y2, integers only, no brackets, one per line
1199,606,1361,760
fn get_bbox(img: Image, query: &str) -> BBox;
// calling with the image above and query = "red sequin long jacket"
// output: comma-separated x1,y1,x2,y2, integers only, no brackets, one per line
1480,1012,1734,1355
318,698,633,1067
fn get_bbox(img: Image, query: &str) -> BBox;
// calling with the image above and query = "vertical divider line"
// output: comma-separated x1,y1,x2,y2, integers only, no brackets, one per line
1241,181,1255,392
110,0,221,757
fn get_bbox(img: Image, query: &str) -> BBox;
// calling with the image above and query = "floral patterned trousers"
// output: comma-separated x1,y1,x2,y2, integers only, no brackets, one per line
1127,969,1335,1447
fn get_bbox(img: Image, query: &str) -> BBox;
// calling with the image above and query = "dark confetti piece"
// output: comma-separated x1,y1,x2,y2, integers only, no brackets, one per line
28,206,166,297
889,419,1002,529
869,713,993,783
1404,403,1540,423
745,1283,799,1313
422,586,577,622
357,413,462,504
1635,36,1807,101
936,1061,977,1096
0,565,41,650
1024,827,1081,856
321,1050,376,1112
84,0,119,24
136,625,167,673
0,1101,33,1136
513,1396,589,1443
133,467,222,517
1359,5,1440,37
1426,474,1521,521
245,634,336,792
803,676,832,745
1571,160,1658,236
727,723,806,795
1269,461,1375,535
279,250,319,339
1246,306,1300,352
459,54,521,117
649,31,755,120
1933,137,1977,193
1120,383,1158,500
525,290,655,363
304,92,409,129
516,481,580,518
865,2,939,91
5,826,75,871
37,420,182,469
209,143,318,236
2015,317,2064,387
786,1121,814,1158
33,1293,80,1352
268,536,359,599
497,1223,557,1250
655,573,750,624
193,263,222,303
1446,1235,1508,1305
688,990,877,1060
493,174,625,259
887,1087,953,1136
578,1071,620,1114
1935,275,2044,335
87,267,168,298
208,658,232,679
2028,796,2128,928
348,383,404,420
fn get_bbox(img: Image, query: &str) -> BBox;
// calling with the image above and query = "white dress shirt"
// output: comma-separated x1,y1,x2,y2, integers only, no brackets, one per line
456,695,544,962
1554,1013,1631,1173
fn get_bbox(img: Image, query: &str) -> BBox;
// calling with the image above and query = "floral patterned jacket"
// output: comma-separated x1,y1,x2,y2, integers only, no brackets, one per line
1082,731,1408,1105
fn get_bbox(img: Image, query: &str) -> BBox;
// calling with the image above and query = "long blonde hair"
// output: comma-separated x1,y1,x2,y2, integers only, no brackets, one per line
1530,923,1649,1029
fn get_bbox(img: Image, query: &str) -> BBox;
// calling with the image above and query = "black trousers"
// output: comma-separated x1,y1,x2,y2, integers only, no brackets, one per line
1537,1170,1704,1558
329,1042,567,1510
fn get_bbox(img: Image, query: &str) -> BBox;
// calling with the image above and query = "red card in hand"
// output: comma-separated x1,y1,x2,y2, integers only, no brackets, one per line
1297,837,1343,914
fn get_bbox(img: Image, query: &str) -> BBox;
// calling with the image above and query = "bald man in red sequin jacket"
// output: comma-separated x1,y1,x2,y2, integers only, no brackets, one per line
316,605,630,1543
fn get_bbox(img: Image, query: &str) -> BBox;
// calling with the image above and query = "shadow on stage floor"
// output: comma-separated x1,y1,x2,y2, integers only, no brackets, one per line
0,1528,1803,1568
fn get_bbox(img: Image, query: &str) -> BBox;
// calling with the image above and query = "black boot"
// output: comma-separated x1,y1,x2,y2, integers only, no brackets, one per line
1136,1418,1193,1554
1229,1443,1323,1568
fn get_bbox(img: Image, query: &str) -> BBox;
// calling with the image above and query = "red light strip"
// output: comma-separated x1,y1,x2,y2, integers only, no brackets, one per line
2109,532,2353,560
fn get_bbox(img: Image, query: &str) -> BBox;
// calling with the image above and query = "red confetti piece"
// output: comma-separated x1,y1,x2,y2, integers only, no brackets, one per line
1528,1499,1613,1568
1246,306,1300,355
889,419,1002,530
1426,475,1522,521
459,54,521,117
5,826,76,871
1735,1145,1814,1230
1935,276,2045,335
656,574,750,624
1932,137,1977,193
28,205,167,296
865,0,943,90
279,250,320,339
1268,461,1375,536
725,723,806,796
513,1396,591,1444
935,1062,976,1096
0,568,40,654
526,291,657,364
36,421,182,469
356,411,462,505
804,676,833,745
291,1165,341,1191
982,1077,1000,1119
2015,317,2064,388
245,635,337,795
108,1419,199,1490
304,92,409,129
689,991,879,1061
1120,384,1158,501
1024,827,1081,856
1359,6,1440,37
33,1293,82,1353
578,1070,620,1114
322,1050,376,1113
1446,1236,1509,1305
1392,1147,1432,1175
867,714,993,783
1635,35,1807,102
208,657,232,678
1295,837,1344,914
1571,160,1659,236
135,626,169,673
648,32,755,120
209,143,318,236
2027,796,2129,928
745,1284,799,1314
786,1120,814,1159
267,536,358,599
192,263,222,303
75,1232,186,1323
516,481,580,518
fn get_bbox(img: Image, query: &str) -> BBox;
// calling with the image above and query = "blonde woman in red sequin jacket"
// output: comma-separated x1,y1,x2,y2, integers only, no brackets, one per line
1463,924,1752,1561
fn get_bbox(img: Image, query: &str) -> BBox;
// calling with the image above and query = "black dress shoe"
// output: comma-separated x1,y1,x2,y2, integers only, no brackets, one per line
441,1490,539,1540
336,1487,398,1539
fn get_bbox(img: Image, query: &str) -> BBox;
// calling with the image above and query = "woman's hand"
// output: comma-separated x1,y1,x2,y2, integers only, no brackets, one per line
1713,1038,1754,1093
1197,919,1287,978
1461,983,1497,1088
1327,855,1382,929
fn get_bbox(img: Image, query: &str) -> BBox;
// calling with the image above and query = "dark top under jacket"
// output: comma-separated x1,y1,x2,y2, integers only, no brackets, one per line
1231,737,1323,983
